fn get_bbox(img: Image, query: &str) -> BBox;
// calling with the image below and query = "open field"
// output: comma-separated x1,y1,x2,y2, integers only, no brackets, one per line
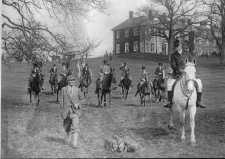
1,56,225,158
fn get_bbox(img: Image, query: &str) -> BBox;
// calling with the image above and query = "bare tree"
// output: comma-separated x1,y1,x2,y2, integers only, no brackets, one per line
202,0,225,64
2,0,106,62
136,0,201,59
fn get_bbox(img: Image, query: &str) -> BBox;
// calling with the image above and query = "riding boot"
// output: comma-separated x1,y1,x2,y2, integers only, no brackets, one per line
71,132,79,148
164,91,173,108
196,92,206,108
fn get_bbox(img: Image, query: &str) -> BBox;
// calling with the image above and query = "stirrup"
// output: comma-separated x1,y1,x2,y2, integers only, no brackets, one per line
164,103,172,108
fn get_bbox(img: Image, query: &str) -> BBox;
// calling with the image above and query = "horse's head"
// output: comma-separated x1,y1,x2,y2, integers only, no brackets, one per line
183,58,196,91
184,58,196,81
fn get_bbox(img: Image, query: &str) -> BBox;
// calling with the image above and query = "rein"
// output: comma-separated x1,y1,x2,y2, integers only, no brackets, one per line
180,77,194,110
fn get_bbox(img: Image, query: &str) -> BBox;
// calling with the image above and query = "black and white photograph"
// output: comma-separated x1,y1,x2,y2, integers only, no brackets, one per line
1,0,225,158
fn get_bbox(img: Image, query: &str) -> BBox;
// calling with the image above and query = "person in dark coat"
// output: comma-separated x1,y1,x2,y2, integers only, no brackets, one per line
164,39,206,109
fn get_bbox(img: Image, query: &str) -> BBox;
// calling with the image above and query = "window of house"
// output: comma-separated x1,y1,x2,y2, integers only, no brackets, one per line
125,42,129,53
133,41,138,52
125,29,129,38
133,27,139,36
116,31,120,39
116,44,120,54
151,43,155,52
140,42,144,53
145,40,151,53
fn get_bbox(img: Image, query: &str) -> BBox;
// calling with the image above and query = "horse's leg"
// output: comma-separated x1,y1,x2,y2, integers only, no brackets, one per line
101,92,104,107
180,110,186,142
125,88,129,100
168,108,175,129
29,90,32,104
109,92,111,106
189,106,196,145
37,93,40,106
56,88,59,102
103,93,107,107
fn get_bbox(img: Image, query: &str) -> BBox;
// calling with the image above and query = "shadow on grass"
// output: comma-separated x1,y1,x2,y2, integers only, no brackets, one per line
129,127,169,140
45,136,67,146
2,147,24,159
48,100,59,104
111,96,122,99
84,103,101,108
125,103,140,107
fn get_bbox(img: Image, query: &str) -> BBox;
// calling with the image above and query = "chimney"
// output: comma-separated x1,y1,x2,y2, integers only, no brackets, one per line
129,11,133,19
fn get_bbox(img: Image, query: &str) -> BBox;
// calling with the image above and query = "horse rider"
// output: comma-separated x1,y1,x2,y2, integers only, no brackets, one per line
154,62,165,80
99,59,111,84
135,65,149,96
60,62,72,84
79,62,92,88
118,62,131,87
28,62,41,90
50,64,58,75
164,39,206,109
60,74,84,148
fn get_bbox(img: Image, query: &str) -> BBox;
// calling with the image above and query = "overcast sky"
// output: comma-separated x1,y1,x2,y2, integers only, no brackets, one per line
85,0,148,57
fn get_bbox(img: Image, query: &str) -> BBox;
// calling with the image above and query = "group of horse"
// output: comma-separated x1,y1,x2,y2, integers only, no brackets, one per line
27,59,199,145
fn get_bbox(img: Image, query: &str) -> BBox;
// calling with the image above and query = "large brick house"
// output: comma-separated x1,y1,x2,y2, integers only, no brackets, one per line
112,11,168,55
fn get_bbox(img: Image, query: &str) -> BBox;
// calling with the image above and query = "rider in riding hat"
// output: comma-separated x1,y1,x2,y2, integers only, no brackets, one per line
50,64,57,74
28,62,40,89
154,62,165,80
60,62,72,84
135,65,149,96
164,38,206,109
99,59,111,81
119,62,131,87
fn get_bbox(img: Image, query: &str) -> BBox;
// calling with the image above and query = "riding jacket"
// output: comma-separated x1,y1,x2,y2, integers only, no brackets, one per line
50,67,57,74
120,65,129,78
170,50,185,78
100,64,111,75
154,66,164,79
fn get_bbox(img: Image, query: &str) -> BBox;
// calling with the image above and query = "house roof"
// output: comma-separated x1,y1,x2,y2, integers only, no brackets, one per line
112,16,152,31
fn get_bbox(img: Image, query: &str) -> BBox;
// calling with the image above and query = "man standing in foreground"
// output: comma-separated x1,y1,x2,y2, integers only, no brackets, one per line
60,75,84,148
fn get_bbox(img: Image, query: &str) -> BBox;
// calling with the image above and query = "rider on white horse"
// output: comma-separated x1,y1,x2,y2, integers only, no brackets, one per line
164,39,206,109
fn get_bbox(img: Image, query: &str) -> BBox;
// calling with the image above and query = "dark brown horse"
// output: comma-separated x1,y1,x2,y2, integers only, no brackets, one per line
135,81,152,106
120,73,131,100
96,70,116,107
79,68,92,98
49,73,58,94
28,73,42,105
152,77,166,102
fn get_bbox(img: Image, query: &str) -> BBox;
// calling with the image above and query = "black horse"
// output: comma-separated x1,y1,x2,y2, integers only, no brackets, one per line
28,73,42,105
95,71,115,107
49,73,58,94
56,74,68,102
119,73,131,100
152,77,166,102
135,81,151,106
79,69,92,98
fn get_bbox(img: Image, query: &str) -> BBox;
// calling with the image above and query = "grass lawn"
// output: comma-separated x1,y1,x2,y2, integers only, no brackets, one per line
1,55,225,158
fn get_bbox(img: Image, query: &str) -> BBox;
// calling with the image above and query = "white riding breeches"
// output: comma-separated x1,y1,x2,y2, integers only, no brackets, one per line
167,78,203,92
195,78,203,92
167,78,176,91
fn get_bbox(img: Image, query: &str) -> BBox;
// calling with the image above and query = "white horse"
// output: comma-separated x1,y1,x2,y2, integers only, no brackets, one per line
169,59,197,145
